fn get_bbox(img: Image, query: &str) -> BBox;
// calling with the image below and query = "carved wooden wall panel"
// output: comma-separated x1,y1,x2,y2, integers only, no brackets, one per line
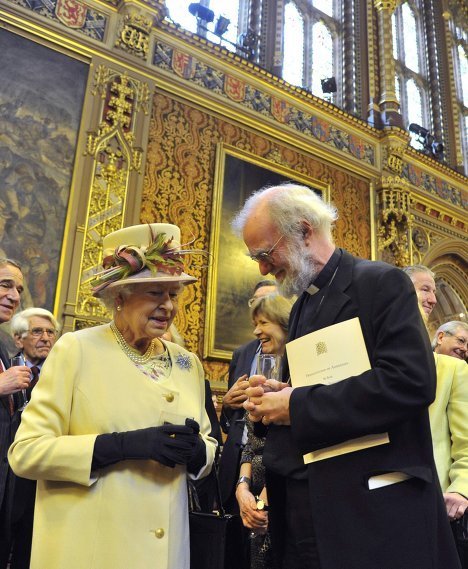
142,92,371,384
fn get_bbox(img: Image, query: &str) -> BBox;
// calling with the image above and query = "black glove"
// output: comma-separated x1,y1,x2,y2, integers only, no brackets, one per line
185,418,207,475
92,421,201,470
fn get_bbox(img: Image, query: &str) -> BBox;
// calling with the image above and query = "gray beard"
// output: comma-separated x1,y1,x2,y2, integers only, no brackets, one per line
278,246,318,297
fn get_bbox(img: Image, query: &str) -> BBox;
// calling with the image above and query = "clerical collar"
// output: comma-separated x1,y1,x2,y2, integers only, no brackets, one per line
306,248,342,295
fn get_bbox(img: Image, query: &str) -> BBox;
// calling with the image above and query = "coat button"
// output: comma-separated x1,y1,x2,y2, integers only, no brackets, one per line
152,528,164,539
164,393,174,402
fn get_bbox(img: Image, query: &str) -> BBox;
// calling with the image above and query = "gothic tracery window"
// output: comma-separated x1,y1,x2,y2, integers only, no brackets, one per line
282,0,342,102
392,1,430,150
283,2,305,87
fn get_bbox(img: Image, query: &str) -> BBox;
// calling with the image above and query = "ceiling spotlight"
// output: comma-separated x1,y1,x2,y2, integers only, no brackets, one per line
431,141,444,160
188,3,214,23
321,77,337,94
408,123,428,138
408,123,444,161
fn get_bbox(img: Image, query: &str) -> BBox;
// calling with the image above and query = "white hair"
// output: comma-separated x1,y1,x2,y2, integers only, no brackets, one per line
401,265,435,280
431,321,468,349
232,183,338,243
10,308,61,338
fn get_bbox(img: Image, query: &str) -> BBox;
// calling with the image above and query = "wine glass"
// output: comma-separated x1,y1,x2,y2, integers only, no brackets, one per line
257,353,282,380
10,354,30,411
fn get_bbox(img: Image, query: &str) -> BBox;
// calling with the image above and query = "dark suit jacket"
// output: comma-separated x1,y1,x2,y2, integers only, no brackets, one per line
265,251,460,569
0,343,20,535
217,339,259,509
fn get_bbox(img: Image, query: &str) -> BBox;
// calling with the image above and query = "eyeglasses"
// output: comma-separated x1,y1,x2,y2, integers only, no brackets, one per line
28,327,57,338
248,235,284,264
444,331,468,348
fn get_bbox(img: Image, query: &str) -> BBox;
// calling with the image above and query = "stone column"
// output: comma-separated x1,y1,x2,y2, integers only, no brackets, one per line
374,0,404,128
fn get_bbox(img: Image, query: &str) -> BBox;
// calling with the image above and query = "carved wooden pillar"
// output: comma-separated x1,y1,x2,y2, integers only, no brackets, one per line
374,0,404,128
73,65,150,329
438,3,465,173
376,180,413,266
376,130,413,266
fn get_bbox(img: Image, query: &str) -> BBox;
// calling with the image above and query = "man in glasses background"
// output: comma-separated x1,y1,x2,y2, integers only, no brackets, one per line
8,307,61,569
433,321,468,362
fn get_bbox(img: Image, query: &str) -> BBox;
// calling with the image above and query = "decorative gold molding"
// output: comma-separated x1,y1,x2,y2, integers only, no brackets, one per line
442,10,464,169
374,0,399,12
376,176,413,266
76,65,150,324
383,136,408,175
115,6,153,59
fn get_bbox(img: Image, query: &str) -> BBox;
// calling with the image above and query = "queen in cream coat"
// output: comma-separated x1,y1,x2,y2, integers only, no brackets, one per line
430,353,468,498
9,323,216,569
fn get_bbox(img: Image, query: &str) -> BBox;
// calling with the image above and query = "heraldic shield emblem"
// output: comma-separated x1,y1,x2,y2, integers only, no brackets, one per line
55,0,87,29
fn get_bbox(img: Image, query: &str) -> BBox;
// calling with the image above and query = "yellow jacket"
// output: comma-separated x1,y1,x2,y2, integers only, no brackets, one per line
9,324,217,569
429,353,468,496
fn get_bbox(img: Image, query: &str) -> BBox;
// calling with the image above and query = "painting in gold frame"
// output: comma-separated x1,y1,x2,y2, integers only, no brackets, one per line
204,144,330,361
0,28,88,311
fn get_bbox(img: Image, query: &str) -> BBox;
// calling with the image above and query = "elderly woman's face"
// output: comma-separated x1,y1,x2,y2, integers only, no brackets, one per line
117,282,183,342
253,312,286,355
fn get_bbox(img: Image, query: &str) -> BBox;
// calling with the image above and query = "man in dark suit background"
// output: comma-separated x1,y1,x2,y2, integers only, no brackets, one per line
8,307,60,569
0,259,30,569
218,279,277,513
232,184,460,569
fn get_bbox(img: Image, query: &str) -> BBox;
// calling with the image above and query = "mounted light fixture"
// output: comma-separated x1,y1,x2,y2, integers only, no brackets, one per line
408,123,429,138
408,123,444,161
188,3,214,24
321,77,337,94
214,15,230,37
187,4,255,58
188,4,230,38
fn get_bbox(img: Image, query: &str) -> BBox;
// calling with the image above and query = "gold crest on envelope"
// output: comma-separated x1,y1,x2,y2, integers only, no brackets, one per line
316,341,327,356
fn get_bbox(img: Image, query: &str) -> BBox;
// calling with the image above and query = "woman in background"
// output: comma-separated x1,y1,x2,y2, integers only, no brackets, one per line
236,293,292,569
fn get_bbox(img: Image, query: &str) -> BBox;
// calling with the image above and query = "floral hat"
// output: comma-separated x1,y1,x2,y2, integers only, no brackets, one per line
91,223,197,297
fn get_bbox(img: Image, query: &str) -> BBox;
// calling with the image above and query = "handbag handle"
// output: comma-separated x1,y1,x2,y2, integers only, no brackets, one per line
188,461,227,516
212,462,227,517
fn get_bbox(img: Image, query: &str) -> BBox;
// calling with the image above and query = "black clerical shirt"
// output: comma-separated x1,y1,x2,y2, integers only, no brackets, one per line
262,248,343,479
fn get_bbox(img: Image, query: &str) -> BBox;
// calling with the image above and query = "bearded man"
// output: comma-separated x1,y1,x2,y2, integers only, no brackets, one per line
232,183,460,569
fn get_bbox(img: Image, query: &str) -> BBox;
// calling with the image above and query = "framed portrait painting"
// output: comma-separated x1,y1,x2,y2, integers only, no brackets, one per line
0,28,88,312
204,144,330,361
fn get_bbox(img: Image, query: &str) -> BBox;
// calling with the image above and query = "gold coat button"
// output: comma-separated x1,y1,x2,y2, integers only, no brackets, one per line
151,528,165,539
164,393,174,403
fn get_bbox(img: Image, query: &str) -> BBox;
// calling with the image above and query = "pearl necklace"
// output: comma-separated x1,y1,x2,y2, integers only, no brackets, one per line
110,321,157,364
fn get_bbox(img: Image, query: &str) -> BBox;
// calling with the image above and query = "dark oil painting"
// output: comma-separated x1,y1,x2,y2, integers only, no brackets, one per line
0,29,88,311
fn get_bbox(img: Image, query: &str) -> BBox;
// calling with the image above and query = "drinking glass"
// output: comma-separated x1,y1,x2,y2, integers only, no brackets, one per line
257,353,282,380
10,354,30,411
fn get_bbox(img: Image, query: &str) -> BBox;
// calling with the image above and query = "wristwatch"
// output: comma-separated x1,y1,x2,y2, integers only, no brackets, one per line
236,475,251,488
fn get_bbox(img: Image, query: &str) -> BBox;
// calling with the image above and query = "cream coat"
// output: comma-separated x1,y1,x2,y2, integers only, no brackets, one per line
9,324,217,569
430,353,468,496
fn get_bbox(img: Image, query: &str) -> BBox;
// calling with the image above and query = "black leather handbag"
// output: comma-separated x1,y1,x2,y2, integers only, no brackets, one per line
451,513,468,568
188,467,244,569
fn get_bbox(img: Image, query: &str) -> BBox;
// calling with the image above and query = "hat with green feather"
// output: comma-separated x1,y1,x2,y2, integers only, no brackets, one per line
91,223,197,297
